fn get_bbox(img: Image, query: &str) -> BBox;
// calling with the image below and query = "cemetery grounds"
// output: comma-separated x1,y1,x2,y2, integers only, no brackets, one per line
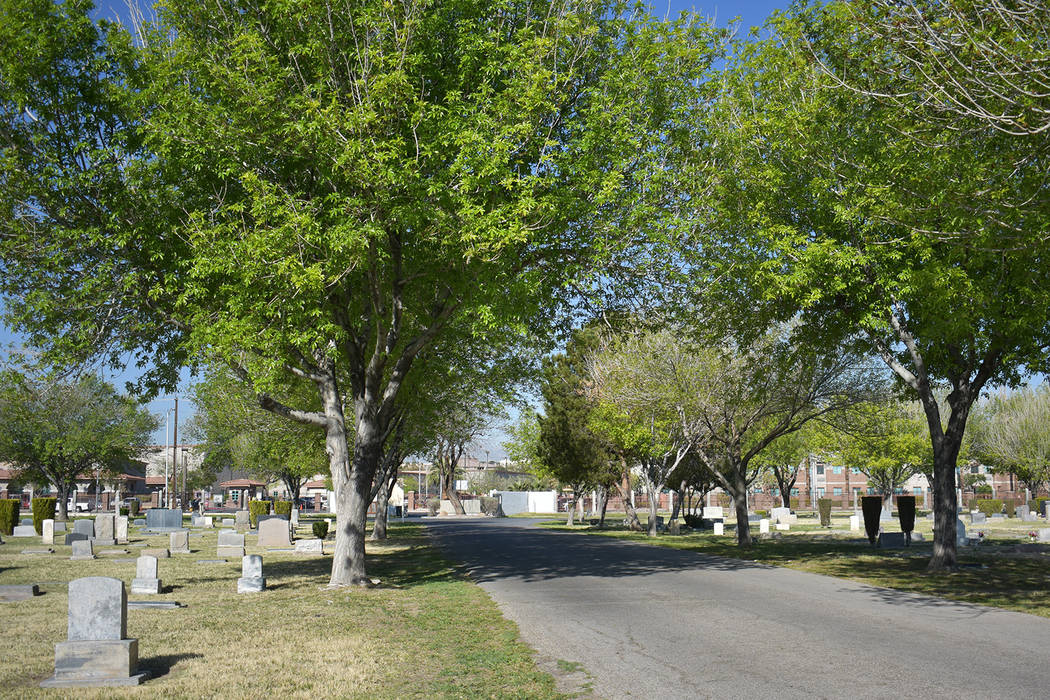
0,519,566,699
542,510,1050,617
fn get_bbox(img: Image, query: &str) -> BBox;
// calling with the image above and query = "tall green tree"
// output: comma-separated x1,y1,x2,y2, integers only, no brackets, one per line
0,367,157,520
974,387,1050,497
700,1,1050,569
0,0,723,585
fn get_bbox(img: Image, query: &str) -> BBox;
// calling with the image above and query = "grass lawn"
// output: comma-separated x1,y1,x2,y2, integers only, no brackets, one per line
0,520,564,699
541,511,1050,618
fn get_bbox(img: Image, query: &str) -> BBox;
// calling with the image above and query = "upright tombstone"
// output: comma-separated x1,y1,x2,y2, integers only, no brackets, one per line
169,530,190,554
237,555,266,593
713,522,725,536
849,515,861,532
759,519,770,534
145,508,183,532
40,577,148,687
234,510,250,532
42,519,55,546
70,539,95,560
956,518,968,545
73,519,95,539
257,518,292,548
114,516,129,545
770,507,791,524
130,555,161,595
216,530,245,558
94,514,116,546
290,508,299,527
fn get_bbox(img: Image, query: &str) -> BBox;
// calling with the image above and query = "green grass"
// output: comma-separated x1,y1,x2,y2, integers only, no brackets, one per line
0,521,564,699
541,513,1050,618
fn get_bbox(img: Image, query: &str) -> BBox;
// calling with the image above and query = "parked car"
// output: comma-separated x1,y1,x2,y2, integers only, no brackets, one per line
67,499,91,513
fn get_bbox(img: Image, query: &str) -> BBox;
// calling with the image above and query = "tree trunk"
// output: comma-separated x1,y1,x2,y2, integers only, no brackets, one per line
669,478,686,523
729,468,752,547
56,483,70,522
645,480,660,537
928,445,961,571
440,465,465,515
616,457,642,531
371,484,390,541
324,377,374,588
565,490,577,527
598,486,609,527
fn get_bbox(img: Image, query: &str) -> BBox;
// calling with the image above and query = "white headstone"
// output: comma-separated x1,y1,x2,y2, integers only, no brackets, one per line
237,554,266,593
131,555,161,595
115,516,128,544
775,522,790,531
169,530,190,553
68,577,126,641
702,506,724,519
849,515,860,532
759,518,769,534
713,522,724,536
42,519,55,545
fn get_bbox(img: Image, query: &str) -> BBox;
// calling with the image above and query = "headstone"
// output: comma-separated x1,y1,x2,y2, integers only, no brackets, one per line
294,538,323,554
222,518,234,527
256,514,288,525
22,547,54,554
911,532,924,542
114,516,128,545
880,504,893,522
73,520,94,538
169,530,190,554
234,510,250,532
747,514,761,523
132,519,146,527
141,548,169,559
1016,505,1030,520
13,524,36,537
20,517,32,526
65,532,89,545
1044,501,1050,518
237,555,266,593
94,514,116,546
770,507,791,523
145,508,182,531
40,518,54,544
878,532,907,548
131,555,161,595
775,522,790,531
971,512,987,524
759,518,770,534
849,515,860,532
217,531,246,558
190,516,205,528
53,521,66,532
956,518,968,545
257,518,291,548
40,577,148,687
0,584,39,601
462,499,482,515
1036,528,1050,543
71,539,95,560
202,516,213,528
713,522,724,536
702,506,724,519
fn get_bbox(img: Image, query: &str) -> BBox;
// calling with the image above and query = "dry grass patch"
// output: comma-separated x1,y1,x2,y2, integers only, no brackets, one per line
0,522,563,699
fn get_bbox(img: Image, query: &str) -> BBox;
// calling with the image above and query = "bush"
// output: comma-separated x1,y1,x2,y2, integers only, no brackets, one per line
129,499,140,517
817,499,833,527
312,521,329,539
861,496,882,546
897,495,916,536
274,500,293,518
248,500,271,528
0,499,19,536
975,499,1003,517
1029,498,1049,517
683,513,704,529
118,506,129,516
755,510,768,517
31,497,57,534
480,497,502,516
1004,499,1017,517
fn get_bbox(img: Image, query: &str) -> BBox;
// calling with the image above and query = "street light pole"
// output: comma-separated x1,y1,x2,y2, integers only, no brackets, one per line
171,397,178,509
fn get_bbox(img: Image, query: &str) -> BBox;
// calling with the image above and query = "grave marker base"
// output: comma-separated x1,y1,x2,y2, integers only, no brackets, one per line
41,639,148,688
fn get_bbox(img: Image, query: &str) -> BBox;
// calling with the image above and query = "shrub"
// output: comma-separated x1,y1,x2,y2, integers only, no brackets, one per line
129,499,140,517
0,499,19,536
755,510,768,517
274,500,293,518
975,499,1003,517
31,497,57,534
817,499,833,527
479,497,502,516
248,500,271,528
683,513,704,529
1004,500,1017,518
861,496,882,546
312,521,329,539
897,495,916,537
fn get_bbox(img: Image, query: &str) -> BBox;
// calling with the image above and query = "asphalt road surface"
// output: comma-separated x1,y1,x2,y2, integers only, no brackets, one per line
424,517,1050,699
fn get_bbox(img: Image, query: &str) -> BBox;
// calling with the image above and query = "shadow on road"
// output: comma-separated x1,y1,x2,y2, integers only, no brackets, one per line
425,519,768,583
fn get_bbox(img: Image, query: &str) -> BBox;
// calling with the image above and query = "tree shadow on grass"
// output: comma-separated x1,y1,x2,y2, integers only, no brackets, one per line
260,542,461,589
138,652,204,680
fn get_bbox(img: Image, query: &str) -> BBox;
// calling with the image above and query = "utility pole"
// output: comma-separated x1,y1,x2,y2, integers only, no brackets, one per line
171,397,178,509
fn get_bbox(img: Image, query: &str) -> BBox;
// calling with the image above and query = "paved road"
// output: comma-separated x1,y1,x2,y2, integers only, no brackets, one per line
425,518,1050,699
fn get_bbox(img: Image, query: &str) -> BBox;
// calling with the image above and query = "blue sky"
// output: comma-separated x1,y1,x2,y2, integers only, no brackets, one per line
1,0,792,453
